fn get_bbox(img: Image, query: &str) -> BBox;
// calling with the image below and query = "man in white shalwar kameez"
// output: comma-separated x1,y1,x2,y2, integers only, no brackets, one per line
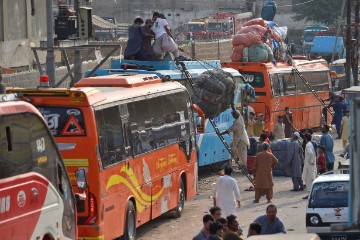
213,166,241,218
221,110,250,166
301,133,317,199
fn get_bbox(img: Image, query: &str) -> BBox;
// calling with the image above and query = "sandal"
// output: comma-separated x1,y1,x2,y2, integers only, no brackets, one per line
245,186,255,191
253,200,259,203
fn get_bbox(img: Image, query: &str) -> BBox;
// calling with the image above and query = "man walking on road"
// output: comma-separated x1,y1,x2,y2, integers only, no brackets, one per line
320,125,335,171
213,166,241,218
301,133,317,200
341,110,350,148
254,204,286,234
252,143,279,203
288,132,304,191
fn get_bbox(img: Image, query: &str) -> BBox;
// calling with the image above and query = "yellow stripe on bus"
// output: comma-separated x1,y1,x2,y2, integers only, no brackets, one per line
63,159,89,167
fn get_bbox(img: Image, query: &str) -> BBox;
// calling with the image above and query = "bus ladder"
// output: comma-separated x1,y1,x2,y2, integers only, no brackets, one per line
291,68,334,118
208,118,255,187
177,62,255,187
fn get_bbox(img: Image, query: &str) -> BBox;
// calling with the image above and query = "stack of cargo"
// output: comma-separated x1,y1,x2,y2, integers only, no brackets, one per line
192,69,235,119
231,18,288,63
270,138,292,177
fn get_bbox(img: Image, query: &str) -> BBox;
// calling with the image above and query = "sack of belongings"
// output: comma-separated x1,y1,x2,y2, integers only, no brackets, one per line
192,69,235,119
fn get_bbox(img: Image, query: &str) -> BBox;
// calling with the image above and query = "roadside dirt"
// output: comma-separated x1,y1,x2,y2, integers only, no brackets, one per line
136,135,346,239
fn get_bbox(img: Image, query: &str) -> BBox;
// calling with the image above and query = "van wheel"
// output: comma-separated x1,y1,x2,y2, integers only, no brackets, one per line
173,180,185,218
123,201,136,240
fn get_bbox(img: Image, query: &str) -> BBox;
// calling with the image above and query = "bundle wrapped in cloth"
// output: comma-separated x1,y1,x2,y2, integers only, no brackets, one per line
231,18,288,63
192,69,235,119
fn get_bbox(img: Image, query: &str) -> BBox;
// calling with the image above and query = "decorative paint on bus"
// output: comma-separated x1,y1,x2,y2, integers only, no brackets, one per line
222,59,332,131
106,165,164,213
84,59,248,168
0,97,76,240
8,74,198,240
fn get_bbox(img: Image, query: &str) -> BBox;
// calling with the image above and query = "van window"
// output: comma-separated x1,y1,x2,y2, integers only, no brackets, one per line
309,181,349,208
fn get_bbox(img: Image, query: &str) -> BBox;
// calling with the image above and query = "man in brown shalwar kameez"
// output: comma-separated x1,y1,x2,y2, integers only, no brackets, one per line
252,142,279,203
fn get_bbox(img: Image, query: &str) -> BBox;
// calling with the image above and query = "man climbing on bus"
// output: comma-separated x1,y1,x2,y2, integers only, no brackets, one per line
221,110,250,167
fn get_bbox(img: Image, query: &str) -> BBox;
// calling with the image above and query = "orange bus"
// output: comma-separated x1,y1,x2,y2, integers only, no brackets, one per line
8,74,200,240
222,59,332,131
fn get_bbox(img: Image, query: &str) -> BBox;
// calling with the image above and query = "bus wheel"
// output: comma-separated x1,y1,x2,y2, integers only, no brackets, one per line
123,201,136,240
173,180,185,218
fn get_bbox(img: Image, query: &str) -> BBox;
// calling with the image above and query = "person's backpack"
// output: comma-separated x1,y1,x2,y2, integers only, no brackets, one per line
311,140,318,158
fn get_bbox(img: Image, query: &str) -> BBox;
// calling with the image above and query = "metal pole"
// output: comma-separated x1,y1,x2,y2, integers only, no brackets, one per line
353,0,359,86
330,0,346,66
46,0,56,86
217,13,220,60
346,0,352,88
74,0,82,83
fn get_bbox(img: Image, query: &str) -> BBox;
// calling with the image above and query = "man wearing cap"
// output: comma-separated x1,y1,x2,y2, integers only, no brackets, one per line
221,110,250,166
213,166,241,218
288,132,304,191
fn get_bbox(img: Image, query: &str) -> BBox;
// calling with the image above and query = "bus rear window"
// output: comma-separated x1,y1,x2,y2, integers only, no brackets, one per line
0,113,58,185
37,107,86,136
309,181,349,208
239,71,264,88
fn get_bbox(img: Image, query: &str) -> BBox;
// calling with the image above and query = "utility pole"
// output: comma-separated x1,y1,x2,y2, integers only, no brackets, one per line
74,0,82,83
353,0,359,86
217,12,220,60
345,0,352,88
46,0,56,86
330,0,346,66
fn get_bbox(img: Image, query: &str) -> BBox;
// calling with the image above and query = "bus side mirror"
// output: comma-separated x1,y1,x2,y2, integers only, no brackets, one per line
75,169,88,190
196,116,205,133
192,104,205,134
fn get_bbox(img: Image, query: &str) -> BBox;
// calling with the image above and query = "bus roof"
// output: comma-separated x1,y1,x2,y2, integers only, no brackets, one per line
222,59,329,73
75,73,162,87
8,80,186,108
341,86,360,94
111,59,222,70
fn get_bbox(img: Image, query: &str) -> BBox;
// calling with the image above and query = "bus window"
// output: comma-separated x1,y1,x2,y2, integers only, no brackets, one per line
37,107,86,136
128,99,152,155
272,74,286,96
95,106,125,168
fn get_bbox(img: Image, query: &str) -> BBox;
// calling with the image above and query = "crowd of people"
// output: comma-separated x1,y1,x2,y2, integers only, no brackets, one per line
194,91,349,239
192,202,285,240
124,12,183,64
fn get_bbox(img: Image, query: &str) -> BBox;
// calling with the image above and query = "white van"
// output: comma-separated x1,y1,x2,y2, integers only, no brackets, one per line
306,172,360,239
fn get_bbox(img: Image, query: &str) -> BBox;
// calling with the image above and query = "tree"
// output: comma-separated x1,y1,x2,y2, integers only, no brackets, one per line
292,0,344,26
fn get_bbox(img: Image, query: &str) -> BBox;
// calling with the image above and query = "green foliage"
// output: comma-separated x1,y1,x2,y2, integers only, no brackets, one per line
292,0,344,25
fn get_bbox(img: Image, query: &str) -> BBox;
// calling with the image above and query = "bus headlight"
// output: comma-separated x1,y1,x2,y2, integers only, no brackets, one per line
310,216,319,225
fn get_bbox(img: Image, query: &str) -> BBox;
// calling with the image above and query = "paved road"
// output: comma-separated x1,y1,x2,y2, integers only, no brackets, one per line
136,133,346,239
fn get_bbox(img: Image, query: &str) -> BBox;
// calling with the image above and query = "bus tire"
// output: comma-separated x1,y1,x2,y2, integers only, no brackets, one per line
123,201,136,240
173,180,185,218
